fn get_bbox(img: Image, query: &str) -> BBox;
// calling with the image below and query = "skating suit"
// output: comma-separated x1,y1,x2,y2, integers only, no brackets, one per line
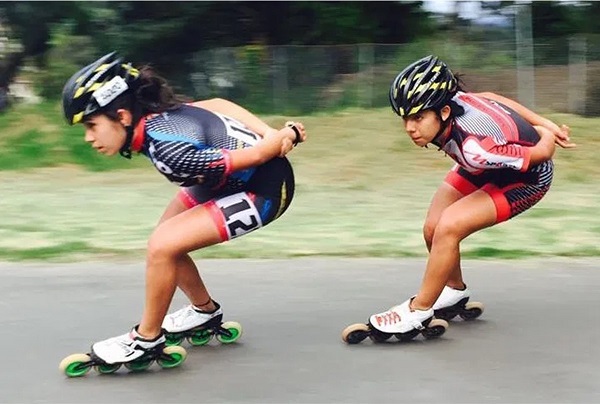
440,92,553,222
131,104,294,240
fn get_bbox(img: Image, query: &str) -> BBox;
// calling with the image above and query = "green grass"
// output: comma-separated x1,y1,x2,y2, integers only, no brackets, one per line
0,102,598,261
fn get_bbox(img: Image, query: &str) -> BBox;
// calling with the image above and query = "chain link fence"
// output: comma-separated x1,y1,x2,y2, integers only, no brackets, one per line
184,35,600,116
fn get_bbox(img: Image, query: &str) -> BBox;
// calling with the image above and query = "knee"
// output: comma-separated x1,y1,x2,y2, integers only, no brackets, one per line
147,230,177,264
431,215,463,245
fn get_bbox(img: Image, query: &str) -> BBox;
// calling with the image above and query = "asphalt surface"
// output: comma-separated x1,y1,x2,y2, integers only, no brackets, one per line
1,258,599,403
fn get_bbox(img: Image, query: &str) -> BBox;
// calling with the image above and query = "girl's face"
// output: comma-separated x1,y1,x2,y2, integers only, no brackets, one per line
82,110,130,156
402,106,450,147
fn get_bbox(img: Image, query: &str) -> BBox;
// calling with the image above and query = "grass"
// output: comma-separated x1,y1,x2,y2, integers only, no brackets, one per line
0,102,599,261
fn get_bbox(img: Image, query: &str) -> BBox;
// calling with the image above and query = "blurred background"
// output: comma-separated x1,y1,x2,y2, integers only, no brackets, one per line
2,1,599,115
0,1,598,261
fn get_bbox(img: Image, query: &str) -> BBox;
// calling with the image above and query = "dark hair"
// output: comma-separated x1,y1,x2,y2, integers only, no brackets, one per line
100,65,185,126
454,72,467,92
445,72,467,117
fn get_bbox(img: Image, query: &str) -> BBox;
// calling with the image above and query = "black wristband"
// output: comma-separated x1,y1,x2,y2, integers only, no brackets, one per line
287,123,302,146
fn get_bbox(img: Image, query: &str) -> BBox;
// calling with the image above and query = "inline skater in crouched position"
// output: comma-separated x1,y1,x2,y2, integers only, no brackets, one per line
343,55,575,344
59,52,306,373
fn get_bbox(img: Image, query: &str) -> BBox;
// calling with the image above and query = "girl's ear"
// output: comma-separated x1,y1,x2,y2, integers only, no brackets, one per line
116,109,133,126
440,105,452,122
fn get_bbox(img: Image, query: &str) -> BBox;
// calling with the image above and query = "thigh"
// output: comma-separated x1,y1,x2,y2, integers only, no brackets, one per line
444,164,488,196
203,190,291,241
153,189,292,256
157,194,189,225
438,189,498,241
482,160,554,223
151,202,223,255
426,181,466,226
426,164,480,228
162,157,296,247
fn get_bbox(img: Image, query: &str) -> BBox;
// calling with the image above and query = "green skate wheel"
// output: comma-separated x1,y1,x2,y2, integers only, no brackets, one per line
165,334,184,346
124,358,154,372
187,329,212,346
157,345,187,369
94,363,121,374
59,353,92,377
216,321,242,344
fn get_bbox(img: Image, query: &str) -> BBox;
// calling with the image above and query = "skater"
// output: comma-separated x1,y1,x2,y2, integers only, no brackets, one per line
60,51,306,372
343,55,575,344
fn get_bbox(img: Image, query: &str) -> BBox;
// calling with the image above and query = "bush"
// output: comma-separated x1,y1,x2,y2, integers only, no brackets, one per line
32,24,98,100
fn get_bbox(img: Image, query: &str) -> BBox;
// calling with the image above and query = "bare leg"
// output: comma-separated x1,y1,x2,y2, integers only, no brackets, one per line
157,197,216,312
423,183,465,289
412,190,497,310
137,203,223,338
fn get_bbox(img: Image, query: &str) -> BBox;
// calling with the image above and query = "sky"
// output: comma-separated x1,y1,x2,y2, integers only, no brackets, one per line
421,0,514,27
421,0,484,19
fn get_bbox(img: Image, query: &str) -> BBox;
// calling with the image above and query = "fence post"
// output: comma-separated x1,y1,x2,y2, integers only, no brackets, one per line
515,3,535,109
568,35,587,115
273,46,288,112
358,43,374,108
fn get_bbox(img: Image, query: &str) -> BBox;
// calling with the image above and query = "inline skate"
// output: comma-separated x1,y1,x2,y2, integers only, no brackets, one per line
342,299,449,344
59,326,186,377
433,285,484,321
162,302,242,347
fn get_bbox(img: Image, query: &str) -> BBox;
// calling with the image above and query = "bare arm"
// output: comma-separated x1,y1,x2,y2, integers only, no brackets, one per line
475,92,576,149
227,126,301,171
528,125,556,166
191,98,275,138
192,98,307,168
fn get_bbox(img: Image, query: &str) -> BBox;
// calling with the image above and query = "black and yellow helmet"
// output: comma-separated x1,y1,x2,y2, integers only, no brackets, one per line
62,52,140,125
389,55,458,117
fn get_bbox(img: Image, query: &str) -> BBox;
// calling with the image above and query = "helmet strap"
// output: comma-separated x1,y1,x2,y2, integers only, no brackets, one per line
119,125,135,159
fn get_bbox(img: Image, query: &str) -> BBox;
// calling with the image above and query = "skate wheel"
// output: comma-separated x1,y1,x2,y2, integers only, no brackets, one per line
187,330,213,346
216,321,243,344
421,318,448,339
59,353,92,377
369,327,392,343
94,363,121,374
157,345,187,369
433,311,457,321
341,323,370,344
124,358,153,372
460,301,484,321
165,334,184,347
395,328,420,342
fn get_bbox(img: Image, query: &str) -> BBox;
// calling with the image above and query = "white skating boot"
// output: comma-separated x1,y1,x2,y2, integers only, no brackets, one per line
59,326,186,376
91,326,166,365
162,301,224,333
162,301,242,346
433,285,484,321
341,298,449,344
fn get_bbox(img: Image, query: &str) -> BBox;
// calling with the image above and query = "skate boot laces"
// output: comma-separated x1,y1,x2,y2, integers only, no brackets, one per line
373,309,402,327
169,305,201,327
92,329,164,364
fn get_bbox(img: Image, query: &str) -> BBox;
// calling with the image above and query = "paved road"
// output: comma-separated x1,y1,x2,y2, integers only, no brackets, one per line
1,258,598,403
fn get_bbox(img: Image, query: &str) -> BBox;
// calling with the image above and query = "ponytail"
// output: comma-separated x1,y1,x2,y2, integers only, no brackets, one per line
102,65,185,126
